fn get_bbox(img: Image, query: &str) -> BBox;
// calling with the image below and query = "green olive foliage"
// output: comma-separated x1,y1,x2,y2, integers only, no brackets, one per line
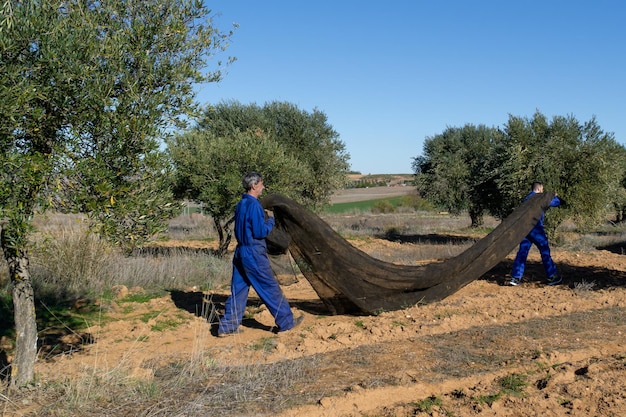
497,112,626,233
0,0,234,385
413,111,626,233
413,124,502,227
168,100,350,255
168,129,309,254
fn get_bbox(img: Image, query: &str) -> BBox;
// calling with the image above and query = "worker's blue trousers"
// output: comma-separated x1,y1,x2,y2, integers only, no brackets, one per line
218,246,294,334
511,225,557,279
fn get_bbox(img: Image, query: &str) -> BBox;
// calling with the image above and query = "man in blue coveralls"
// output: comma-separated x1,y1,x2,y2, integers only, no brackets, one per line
218,172,303,336
509,181,562,286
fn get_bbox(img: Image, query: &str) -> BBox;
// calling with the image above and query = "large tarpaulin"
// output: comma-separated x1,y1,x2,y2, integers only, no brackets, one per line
262,192,556,315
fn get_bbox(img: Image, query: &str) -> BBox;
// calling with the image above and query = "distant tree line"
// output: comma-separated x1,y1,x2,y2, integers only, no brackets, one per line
349,179,389,188
413,111,626,233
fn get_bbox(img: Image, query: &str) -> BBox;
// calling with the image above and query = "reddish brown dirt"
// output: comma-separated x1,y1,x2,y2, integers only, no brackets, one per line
29,239,626,417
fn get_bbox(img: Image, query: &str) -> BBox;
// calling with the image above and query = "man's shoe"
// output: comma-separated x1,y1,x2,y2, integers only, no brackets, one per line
293,314,305,329
509,277,521,286
275,314,305,333
217,328,243,338
547,274,562,286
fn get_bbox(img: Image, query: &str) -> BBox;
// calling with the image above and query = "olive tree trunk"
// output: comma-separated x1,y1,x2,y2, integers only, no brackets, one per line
3,245,37,387
214,216,234,257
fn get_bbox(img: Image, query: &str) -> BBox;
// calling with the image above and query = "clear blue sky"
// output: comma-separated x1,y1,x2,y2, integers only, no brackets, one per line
197,1,626,174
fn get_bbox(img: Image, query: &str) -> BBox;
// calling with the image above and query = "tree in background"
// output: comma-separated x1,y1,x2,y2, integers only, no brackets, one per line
413,124,501,227
615,163,626,223
414,110,626,235
168,129,308,256
577,119,626,227
169,101,350,255
496,112,624,234
196,101,350,207
494,112,577,218
0,0,234,386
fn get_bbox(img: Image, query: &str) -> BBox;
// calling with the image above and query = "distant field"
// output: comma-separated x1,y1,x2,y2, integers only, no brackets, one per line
324,195,411,214
330,186,417,204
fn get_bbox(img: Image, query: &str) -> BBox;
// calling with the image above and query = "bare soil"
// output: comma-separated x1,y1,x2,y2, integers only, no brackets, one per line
26,246,625,416
12,187,626,416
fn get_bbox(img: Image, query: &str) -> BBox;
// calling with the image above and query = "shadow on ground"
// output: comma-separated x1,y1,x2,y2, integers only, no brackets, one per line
376,231,478,245
483,259,625,289
598,241,626,255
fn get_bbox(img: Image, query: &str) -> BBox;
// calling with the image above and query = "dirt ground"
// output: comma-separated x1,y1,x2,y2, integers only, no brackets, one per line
7,186,624,416
29,237,626,417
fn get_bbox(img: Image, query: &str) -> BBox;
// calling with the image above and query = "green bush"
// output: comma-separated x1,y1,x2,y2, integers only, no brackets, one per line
398,194,435,211
372,200,395,213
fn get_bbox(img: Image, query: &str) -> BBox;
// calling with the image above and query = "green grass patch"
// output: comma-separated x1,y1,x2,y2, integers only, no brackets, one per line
119,291,166,304
475,393,501,406
140,310,166,323
143,311,188,332
248,337,277,353
324,196,407,214
472,372,528,406
499,372,528,396
412,395,442,413
150,317,185,332
139,310,186,332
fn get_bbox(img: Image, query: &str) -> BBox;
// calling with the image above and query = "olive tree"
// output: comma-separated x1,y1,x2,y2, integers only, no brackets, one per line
196,101,350,207
169,101,350,255
168,129,308,255
413,112,626,234
413,124,501,227
497,112,624,234
0,0,234,386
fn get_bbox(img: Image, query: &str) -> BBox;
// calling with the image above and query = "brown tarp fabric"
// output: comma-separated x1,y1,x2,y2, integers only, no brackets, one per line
262,192,556,316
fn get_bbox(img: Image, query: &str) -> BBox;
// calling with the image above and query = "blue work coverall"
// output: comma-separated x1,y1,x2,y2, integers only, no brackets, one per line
511,191,561,280
218,194,295,334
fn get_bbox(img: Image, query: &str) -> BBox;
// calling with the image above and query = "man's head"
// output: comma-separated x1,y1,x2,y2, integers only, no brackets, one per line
242,171,265,197
532,181,544,193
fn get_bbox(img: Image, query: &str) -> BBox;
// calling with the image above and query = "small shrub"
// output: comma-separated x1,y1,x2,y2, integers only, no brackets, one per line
372,200,394,214
499,373,528,397
412,395,442,412
398,194,435,211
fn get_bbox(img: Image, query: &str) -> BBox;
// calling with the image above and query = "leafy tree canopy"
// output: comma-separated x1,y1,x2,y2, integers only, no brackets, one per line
413,124,501,226
497,112,624,232
0,0,234,385
168,100,350,255
413,110,626,233
196,100,350,204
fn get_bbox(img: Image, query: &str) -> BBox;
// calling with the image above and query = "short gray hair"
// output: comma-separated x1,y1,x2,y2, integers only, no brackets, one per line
242,171,263,191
